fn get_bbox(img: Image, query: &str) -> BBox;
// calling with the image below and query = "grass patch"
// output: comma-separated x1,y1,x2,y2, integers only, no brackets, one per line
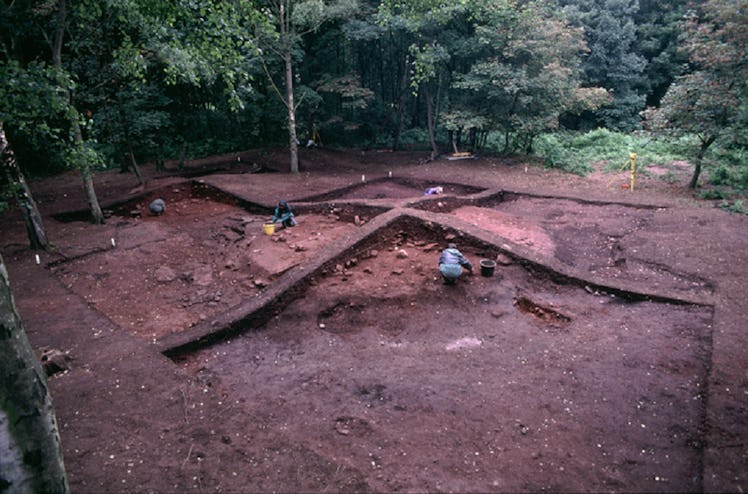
532,129,699,177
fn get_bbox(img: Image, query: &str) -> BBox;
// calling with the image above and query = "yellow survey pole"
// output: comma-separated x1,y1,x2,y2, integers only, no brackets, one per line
629,152,637,191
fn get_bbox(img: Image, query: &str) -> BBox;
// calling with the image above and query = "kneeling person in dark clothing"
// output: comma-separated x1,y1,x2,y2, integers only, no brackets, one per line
438,243,473,284
272,200,297,228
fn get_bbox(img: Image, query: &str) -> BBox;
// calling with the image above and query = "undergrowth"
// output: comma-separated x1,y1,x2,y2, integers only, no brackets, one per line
533,129,748,192
532,129,696,176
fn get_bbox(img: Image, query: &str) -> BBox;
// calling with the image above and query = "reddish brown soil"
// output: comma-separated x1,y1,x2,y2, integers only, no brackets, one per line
1,148,746,493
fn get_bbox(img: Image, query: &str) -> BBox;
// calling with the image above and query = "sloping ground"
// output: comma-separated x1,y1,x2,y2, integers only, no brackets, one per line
1,148,746,493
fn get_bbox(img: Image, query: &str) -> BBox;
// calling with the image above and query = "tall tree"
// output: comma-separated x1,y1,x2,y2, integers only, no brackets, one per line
345,1,418,150
0,254,68,493
0,58,70,250
450,0,609,153
378,0,470,158
561,0,647,131
642,0,748,189
45,0,106,224
254,0,358,173
633,0,690,107
0,125,48,250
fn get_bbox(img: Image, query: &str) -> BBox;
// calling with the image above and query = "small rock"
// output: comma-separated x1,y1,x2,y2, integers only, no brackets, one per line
491,310,507,319
253,278,269,288
396,249,408,259
191,265,214,286
495,253,512,266
391,268,404,275
154,266,178,283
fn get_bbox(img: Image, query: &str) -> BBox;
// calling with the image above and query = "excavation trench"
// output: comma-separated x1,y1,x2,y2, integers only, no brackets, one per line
45,179,715,492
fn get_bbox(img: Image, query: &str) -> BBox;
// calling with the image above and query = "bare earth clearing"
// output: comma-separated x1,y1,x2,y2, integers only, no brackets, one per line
1,148,746,493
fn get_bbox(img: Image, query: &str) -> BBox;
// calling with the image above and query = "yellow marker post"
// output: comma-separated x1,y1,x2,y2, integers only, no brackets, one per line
629,152,637,191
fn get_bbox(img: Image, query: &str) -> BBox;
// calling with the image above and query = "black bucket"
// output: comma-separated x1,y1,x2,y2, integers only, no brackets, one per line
480,259,496,277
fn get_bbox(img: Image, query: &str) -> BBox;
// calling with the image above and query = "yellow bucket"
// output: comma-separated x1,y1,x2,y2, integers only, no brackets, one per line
263,223,275,235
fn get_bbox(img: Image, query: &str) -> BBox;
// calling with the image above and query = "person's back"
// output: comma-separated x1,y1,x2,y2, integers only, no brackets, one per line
149,198,166,215
438,243,472,284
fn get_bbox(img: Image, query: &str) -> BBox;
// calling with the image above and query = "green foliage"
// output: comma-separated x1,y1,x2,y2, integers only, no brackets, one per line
699,188,726,200
532,133,592,175
446,0,607,154
0,61,77,173
633,0,690,107
65,137,107,173
398,128,434,150
641,0,748,188
560,0,648,131
1,0,741,186
719,199,747,215
707,146,748,189
531,129,703,176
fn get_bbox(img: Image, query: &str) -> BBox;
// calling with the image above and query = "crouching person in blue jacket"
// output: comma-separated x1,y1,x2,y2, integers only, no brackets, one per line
272,200,297,228
439,243,473,284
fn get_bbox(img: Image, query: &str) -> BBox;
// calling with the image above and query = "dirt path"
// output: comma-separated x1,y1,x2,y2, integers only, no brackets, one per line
1,148,746,493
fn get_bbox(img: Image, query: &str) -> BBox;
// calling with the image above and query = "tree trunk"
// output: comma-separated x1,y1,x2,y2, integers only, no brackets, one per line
178,140,186,171
52,0,104,224
127,148,144,185
0,254,69,494
689,136,716,189
425,87,438,160
392,55,409,152
73,120,105,224
125,136,144,185
284,50,300,174
51,0,66,68
0,126,49,250
279,1,299,175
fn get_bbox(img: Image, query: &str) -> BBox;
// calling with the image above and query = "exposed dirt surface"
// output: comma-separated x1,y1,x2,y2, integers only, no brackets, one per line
1,148,747,493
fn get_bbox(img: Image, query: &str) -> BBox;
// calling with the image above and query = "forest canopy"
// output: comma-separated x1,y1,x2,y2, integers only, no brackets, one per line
1,0,746,189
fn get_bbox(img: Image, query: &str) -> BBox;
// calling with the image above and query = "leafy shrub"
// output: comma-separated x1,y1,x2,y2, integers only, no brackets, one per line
533,133,592,175
709,166,732,186
710,146,748,188
397,128,432,150
719,199,747,215
700,188,726,200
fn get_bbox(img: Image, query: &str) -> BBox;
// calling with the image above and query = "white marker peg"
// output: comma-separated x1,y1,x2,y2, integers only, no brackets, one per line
111,238,116,247
388,171,392,178
35,254,40,265
361,174,366,183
